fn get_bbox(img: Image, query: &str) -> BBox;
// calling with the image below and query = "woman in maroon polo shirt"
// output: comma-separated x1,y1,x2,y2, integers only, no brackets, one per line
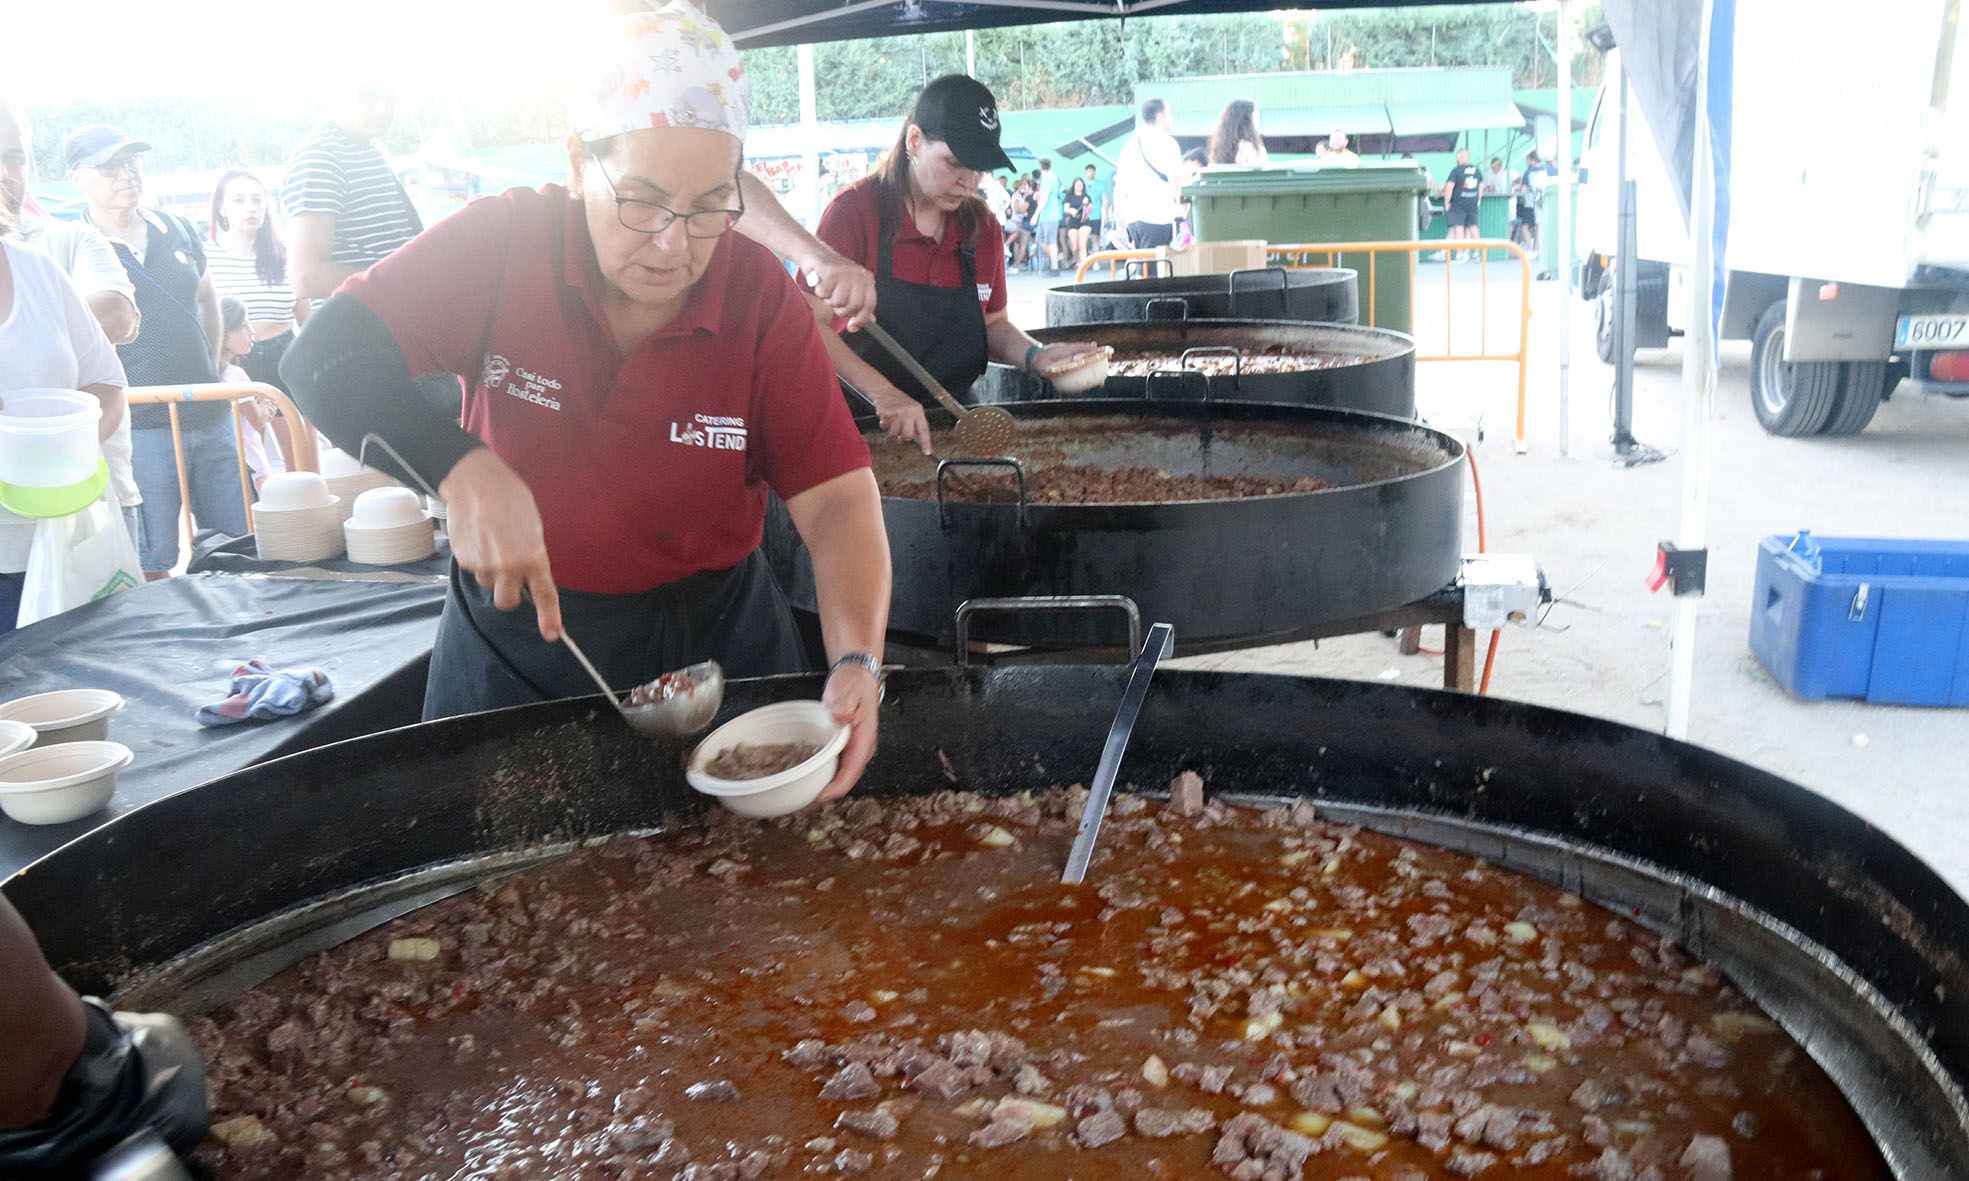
814,75,1102,452
282,3,891,798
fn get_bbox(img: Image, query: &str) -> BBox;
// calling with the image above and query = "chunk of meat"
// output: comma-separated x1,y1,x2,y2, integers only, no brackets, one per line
1211,1112,1316,1180
836,1109,899,1139
1170,771,1206,817
820,1063,881,1102
904,1058,968,1100
1679,1135,1732,1181
1076,1109,1128,1148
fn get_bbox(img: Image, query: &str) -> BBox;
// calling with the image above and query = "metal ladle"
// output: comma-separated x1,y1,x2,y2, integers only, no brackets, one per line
561,632,725,740
860,321,1017,458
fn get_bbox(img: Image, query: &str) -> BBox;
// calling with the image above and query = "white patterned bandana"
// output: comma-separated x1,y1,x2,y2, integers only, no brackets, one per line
570,1,751,145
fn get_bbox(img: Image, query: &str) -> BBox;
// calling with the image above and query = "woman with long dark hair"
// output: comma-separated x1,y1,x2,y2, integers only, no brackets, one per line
813,75,1100,452
1061,177,1092,269
205,169,307,391
1207,98,1269,167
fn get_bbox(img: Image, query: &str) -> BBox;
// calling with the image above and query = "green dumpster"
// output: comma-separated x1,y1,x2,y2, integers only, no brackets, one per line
1183,163,1429,333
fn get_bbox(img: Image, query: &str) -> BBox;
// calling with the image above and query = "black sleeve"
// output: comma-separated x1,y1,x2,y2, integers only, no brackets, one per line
279,293,483,493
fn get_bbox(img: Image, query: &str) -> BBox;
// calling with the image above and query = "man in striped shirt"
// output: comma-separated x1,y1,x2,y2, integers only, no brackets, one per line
283,83,421,304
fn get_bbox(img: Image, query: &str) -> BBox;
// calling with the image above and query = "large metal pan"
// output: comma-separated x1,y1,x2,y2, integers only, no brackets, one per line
1044,265,1358,327
6,668,1966,1178
771,400,1462,651
972,319,1416,419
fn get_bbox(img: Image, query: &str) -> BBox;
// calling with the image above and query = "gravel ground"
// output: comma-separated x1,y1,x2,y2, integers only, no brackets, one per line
1008,264,1969,896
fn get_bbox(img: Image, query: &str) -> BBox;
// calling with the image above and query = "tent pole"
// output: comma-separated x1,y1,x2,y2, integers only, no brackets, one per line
798,44,821,227
966,28,976,76
1666,0,1719,740
1556,0,1574,456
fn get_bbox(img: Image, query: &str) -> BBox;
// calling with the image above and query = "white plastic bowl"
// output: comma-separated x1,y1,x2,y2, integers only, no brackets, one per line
1041,346,1113,394
347,486,432,530
686,701,849,818
0,689,124,746
0,389,104,488
0,720,35,760
258,471,337,511
0,740,131,824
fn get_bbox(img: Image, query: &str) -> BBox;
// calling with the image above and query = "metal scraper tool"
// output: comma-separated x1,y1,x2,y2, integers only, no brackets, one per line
1062,621,1176,885
860,320,1017,458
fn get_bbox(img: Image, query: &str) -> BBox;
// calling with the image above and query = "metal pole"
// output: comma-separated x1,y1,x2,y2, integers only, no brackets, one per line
797,43,821,227
966,29,976,77
1556,0,1574,456
1666,1,1720,740
1612,69,1638,453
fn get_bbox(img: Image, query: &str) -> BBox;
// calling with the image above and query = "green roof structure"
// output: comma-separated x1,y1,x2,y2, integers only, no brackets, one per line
1140,67,1526,142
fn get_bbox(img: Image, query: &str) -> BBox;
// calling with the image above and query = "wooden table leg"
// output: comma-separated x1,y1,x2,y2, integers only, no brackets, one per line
1396,627,1421,655
1444,626,1478,692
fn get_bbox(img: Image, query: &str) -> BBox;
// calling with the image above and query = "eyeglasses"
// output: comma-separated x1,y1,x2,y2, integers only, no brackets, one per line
591,156,744,239
90,156,144,178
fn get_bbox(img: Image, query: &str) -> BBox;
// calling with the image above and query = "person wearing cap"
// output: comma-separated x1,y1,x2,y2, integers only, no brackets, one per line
812,75,1100,452
281,2,889,798
67,122,249,577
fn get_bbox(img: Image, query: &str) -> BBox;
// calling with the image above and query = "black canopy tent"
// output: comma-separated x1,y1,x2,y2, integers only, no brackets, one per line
709,0,1473,49
699,0,1703,220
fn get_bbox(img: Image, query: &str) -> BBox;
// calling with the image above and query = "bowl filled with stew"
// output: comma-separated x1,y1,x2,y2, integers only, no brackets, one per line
686,700,849,818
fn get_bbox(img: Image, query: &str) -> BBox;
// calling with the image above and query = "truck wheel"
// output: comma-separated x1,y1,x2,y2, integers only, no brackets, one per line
1750,303,1839,436
1819,361,1888,436
1594,287,1617,363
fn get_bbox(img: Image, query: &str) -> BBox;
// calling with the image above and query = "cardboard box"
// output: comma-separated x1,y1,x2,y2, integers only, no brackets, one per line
1162,239,1270,277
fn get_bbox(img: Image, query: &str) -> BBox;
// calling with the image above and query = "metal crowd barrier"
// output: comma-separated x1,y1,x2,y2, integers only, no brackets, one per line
1074,240,1534,453
124,383,320,536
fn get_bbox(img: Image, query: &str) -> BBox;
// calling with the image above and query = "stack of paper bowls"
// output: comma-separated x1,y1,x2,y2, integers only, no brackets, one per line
320,448,400,522
344,487,436,565
253,472,344,561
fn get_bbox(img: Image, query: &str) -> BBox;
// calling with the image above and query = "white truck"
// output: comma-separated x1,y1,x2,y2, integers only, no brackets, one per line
1576,0,1968,435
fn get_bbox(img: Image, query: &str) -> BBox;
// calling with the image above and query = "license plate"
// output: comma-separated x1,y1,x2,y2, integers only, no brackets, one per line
1895,314,1969,348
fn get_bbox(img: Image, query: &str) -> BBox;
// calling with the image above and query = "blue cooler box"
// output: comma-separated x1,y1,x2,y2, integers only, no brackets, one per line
1749,533,1969,706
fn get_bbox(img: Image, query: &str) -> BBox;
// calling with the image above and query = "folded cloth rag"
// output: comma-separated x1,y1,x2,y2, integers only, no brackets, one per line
195,659,335,727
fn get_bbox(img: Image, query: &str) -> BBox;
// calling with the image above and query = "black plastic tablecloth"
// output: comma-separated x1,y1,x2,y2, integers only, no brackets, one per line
0,574,443,875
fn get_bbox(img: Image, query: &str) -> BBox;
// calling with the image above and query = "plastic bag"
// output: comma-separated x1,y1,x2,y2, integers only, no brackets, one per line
17,497,143,627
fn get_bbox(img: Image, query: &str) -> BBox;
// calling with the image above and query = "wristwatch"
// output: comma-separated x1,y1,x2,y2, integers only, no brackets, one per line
828,652,886,701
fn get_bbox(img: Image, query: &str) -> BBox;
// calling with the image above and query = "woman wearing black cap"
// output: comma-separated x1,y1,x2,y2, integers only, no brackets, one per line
815,75,1099,452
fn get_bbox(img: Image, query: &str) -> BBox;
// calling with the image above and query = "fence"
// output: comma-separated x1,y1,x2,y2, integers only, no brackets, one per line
1074,240,1533,452
124,383,320,537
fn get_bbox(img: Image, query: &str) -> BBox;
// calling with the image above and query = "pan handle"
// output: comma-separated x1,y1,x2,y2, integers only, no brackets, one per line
1144,367,1211,402
1179,345,1244,393
935,456,1028,531
953,595,1144,666
1227,266,1290,317
1143,296,1189,321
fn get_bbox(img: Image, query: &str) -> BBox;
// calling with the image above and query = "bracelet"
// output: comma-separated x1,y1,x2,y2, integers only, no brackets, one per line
829,652,883,680
1024,342,1042,372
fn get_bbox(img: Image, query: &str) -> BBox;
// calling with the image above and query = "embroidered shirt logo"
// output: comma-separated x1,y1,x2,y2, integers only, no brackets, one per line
669,413,747,451
483,355,564,411
976,283,993,303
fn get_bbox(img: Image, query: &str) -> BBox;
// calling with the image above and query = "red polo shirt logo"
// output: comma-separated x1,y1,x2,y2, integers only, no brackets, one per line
669,414,748,451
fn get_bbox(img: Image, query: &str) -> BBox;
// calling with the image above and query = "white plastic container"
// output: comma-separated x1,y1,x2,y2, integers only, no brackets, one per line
0,740,132,824
686,701,849,818
1041,347,1114,394
347,486,432,529
0,720,35,760
0,689,124,746
256,471,337,511
0,389,103,488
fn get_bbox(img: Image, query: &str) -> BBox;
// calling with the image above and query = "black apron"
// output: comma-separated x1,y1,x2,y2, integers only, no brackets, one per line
846,198,991,409
423,550,809,720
